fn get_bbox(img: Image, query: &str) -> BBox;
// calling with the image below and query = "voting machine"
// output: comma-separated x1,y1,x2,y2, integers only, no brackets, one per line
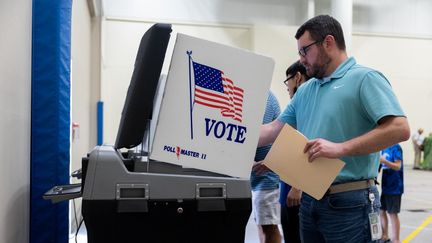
44,23,252,243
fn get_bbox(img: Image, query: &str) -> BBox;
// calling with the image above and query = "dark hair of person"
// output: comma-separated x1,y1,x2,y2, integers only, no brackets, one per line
286,60,309,79
295,15,346,51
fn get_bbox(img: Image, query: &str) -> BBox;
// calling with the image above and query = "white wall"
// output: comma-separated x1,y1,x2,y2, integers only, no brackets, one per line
71,0,97,233
0,0,32,242
72,0,101,177
352,33,432,163
252,25,300,109
352,0,432,37
72,0,93,178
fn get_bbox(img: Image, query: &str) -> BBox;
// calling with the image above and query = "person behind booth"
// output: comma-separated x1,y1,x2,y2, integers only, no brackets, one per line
379,143,404,243
411,128,424,169
279,60,309,243
251,91,282,243
258,15,410,242
421,132,432,170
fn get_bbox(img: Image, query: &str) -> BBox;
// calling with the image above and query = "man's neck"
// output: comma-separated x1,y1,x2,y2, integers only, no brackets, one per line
324,52,348,77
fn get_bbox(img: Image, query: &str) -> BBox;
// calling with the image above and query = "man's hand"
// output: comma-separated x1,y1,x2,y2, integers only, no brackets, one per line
252,160,271,175
286,187,302,207
303,138,345,162
302,116,409,162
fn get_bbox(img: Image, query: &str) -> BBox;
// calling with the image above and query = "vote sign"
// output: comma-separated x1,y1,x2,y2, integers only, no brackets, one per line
150,34,274,178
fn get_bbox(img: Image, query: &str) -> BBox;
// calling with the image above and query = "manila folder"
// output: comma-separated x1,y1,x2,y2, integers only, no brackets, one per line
263,125,345,200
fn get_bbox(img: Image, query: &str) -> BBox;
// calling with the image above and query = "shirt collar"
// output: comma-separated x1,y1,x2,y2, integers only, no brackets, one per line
316,57,356,85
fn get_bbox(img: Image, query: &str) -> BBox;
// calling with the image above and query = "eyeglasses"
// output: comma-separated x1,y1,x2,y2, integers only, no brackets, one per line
298,40,322,57
283,75,295,86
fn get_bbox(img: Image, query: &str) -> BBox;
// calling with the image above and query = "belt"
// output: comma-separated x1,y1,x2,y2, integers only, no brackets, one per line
326,179,375,195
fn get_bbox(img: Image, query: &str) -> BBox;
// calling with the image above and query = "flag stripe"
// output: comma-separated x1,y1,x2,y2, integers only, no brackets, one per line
195,92,232,108
195,100,230,111
195,90,237,112
223,78,244,93
196,87,230,103
223,85,244,99
192,61,244,122
195,99,239,114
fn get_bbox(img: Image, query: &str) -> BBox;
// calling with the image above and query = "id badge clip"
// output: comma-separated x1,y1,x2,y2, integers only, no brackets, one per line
368,192,382,240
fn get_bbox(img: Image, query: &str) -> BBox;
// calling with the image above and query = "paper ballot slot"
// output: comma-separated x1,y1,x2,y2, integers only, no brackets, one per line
116,184,149,200
150,34,274,178
196,183,226,199
43,183,82,203
263,125,345,200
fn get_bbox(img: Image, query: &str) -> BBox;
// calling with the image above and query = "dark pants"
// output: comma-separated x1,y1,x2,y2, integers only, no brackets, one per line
299,186,381,243
281,204,301,243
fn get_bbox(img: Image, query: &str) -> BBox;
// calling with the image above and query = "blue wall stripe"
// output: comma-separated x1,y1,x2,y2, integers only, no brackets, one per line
97,101,104,145
31,0,72,242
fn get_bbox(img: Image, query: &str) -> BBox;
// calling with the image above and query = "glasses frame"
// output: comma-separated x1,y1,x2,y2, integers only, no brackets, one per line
298,40,322,57
283,75,295,86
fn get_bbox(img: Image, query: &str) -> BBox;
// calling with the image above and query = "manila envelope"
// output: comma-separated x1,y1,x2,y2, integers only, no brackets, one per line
263,125,345,200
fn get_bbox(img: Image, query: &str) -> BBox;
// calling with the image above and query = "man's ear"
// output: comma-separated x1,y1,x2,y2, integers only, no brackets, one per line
323,34,336,50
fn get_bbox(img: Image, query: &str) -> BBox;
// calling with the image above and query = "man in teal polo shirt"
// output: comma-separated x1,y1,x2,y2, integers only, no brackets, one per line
259,15,410,243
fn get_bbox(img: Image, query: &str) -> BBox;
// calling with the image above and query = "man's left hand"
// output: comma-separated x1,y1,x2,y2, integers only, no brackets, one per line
304,138,345,162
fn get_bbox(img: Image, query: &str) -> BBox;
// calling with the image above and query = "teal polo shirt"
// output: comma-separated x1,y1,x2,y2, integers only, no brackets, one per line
278,57,405,183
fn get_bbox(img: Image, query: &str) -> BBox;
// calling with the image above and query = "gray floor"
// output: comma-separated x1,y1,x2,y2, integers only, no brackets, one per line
397,166,432,242
70,165,432,243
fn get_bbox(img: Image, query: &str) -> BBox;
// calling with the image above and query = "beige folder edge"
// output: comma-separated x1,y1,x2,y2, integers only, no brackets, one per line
263,125,345,200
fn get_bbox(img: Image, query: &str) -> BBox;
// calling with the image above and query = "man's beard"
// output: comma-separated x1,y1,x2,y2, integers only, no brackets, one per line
308,50,332,79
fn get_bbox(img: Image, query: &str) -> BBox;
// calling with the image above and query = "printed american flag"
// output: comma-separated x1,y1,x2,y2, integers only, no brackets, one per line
192,61,244,122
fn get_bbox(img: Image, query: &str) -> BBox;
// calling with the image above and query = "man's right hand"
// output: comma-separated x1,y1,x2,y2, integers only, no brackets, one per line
252,160,270,175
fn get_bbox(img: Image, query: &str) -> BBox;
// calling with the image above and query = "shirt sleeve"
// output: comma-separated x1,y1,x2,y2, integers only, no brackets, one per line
359,71,405,124
277,98,297,127
393,144,403,162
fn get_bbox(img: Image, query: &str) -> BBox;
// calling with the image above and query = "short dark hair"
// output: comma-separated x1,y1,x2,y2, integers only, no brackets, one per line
286,60,308,79
295,15,346,51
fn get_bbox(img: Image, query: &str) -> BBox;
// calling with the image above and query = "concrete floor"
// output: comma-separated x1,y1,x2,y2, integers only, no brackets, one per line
397,166,432,243
71,165,432,243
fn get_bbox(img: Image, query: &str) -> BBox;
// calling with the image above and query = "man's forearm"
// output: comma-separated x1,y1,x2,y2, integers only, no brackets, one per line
340,116,410,156
257,120,284,147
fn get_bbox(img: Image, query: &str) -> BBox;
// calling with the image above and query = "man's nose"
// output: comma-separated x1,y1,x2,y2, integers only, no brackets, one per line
299,55,307,64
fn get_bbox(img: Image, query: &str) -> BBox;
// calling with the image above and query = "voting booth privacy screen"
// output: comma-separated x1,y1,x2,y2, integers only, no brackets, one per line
150,34,274,178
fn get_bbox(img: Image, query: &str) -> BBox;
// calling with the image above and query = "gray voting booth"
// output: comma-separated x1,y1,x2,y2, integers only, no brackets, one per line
44,23,252,243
